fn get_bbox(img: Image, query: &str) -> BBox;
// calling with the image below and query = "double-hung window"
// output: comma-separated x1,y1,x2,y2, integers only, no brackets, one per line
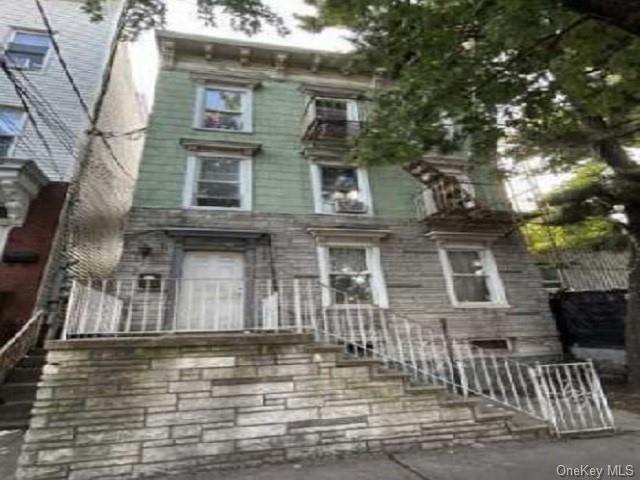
0,107,25,157
196,86,252,132
439,247,507,307
184,155,251,210
318,244,388,307
311,165,372,215
4,31,51,70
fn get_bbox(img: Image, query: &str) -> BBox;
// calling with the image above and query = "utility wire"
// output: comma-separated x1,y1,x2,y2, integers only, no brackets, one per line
33,0,135,181
1,60,63,178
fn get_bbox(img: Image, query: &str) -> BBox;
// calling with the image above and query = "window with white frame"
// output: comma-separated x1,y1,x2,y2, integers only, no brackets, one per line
311,164,372,214
184,155,252,210
318,244,388,307
439,246,507,307
0,107,25,157
4,31,51,70
196,86,252,132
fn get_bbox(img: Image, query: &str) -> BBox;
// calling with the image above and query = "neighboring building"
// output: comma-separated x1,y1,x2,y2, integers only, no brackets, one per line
0,0,146,343
536,249,629,375
100,31,559,358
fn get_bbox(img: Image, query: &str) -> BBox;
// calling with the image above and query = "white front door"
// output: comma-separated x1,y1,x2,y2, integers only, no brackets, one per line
178,251,245,331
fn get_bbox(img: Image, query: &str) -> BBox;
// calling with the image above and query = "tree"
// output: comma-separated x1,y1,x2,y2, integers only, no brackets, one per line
300,0,640,385
82,0,288,39
523,162,628,253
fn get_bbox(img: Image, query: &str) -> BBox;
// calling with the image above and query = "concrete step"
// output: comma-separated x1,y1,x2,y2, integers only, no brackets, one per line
0,383,38,403
18,355,47,368
0,418,30,430
304,344,343,354
5,367,42,384
336,358,380,368
405,385,448,396
372,369,410,381
0,401,32,424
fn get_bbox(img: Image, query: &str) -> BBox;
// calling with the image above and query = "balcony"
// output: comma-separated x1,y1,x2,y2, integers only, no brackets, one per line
414,179,515,225
301,98,364,143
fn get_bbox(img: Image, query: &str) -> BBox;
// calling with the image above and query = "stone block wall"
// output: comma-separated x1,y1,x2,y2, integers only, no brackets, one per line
17,334,534,479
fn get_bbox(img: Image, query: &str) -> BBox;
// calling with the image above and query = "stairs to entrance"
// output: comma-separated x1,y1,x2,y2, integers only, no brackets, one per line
0,349,45,430
17,333,549,480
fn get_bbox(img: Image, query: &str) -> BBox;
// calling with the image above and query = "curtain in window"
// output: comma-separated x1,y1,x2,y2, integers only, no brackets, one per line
328,247,372,303
447,250,491,302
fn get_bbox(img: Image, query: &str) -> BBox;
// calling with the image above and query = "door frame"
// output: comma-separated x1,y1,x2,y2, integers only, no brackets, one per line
169,236,258,330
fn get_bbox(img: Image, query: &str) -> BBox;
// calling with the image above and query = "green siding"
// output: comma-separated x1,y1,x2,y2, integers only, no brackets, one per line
134,70,420,217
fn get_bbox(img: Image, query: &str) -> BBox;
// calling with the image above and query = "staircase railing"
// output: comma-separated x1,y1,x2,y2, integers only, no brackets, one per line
61,276,614,434
305,281,614,435
0,310,45,382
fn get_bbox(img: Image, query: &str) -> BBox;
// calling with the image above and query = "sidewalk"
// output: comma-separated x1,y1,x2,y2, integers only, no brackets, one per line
3,409,640,480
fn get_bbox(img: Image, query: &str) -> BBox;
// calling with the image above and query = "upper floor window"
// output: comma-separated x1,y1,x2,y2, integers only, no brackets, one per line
4,31,51,71
183,155,252,210
439,246,507,308
0,107,26,157
303,97,361,141
311,164,372,215
195,86,252,132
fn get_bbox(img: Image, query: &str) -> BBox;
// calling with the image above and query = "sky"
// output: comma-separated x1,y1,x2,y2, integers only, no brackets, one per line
130,0,352,103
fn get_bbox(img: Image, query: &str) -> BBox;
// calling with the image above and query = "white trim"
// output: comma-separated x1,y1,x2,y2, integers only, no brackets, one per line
438,244,509,309
317,242,388,308
310,163,373,215
4,29,53,72
193,84,253,133
182,153,252,211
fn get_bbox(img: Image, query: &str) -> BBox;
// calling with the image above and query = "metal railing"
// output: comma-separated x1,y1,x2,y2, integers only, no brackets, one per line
0,310,45,380
414,182,513,221
302,118,364,142
62,277,614,435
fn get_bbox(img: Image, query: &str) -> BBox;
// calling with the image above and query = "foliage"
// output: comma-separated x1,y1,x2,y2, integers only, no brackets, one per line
523,218,627,254
82,0,289,40
300,1,640,173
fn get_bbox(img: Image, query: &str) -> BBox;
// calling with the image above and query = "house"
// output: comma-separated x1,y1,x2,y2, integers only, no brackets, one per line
15,32,610,479
101,31,559,358
0,0,146,345
0,0,146,428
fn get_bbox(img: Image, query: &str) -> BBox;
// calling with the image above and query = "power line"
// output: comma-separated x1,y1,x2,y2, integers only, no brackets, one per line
33,0,135,181
1,60,63,178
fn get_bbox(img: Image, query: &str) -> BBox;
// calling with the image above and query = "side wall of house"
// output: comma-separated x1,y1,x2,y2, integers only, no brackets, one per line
0,0,122,180
65,42,147,278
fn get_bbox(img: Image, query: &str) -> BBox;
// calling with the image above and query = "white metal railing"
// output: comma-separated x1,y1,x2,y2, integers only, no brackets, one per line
62,277,614,435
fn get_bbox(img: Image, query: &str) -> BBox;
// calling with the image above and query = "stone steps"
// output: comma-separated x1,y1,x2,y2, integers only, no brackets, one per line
17,334,549,480
0,351,45,430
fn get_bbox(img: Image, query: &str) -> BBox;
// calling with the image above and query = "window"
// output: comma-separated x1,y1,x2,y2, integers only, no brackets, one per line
184,155,252,210
4,31,51,70
314,98,358,122
318,244,388,307
196,86,252,132
439,247,507,307
328,247,372,304
311,165,372,215
0,107,25,157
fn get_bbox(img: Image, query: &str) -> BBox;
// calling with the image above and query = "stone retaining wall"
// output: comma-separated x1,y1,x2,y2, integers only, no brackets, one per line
18,334,534,479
